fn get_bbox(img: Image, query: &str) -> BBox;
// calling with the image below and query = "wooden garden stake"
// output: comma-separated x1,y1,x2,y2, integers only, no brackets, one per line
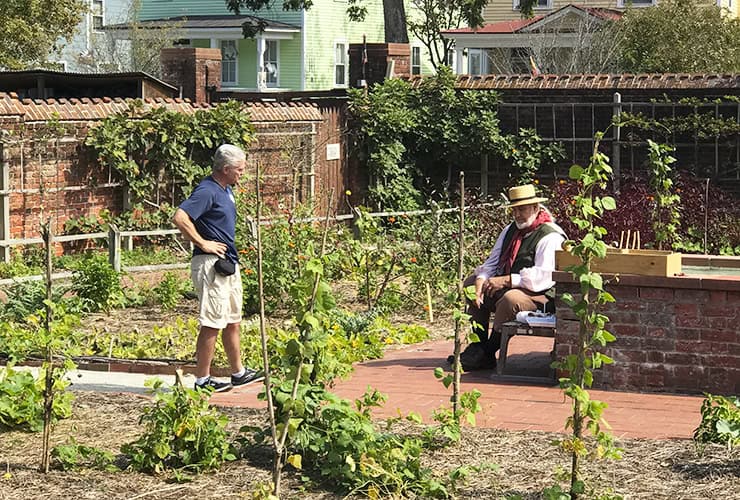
618,231,624,249
425,282,433,323
40,219,54,473
253,163,282,496
452,171,465,416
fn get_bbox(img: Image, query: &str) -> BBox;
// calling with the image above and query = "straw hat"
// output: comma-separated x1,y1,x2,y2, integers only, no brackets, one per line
506,184,548,208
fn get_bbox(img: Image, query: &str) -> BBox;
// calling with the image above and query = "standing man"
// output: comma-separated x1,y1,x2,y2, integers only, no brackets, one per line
173,144,262,392
450,184,566,371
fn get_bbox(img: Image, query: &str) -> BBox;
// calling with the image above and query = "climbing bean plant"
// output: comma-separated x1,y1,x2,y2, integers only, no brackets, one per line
646,139,681,250
85,100,255,206
348,66,507,211
553,131,622,498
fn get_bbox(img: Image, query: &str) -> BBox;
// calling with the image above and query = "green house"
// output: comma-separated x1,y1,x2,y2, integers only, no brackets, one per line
138,0,432,91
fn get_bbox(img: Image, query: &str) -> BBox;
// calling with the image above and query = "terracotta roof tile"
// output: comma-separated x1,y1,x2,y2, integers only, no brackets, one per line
0,93,323,123
407,73,740,90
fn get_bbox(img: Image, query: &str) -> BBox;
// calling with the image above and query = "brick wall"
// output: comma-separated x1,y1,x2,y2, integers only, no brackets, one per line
0,93,332,245
554,271,740,395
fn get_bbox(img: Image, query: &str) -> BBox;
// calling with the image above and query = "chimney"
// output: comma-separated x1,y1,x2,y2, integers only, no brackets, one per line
160,48,222,103
349,43,410,88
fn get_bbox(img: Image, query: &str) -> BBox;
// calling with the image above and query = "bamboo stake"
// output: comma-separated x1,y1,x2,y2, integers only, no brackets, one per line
453,171,465,417
254,164,282,496
625,230,631,250
425,282,433,323
618,231,624,249
40,219,54,473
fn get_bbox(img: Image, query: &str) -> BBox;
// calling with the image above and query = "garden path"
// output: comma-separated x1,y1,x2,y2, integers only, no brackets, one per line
212,337,704,440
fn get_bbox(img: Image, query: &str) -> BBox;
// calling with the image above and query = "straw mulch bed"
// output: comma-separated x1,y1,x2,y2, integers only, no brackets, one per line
1,391,737,500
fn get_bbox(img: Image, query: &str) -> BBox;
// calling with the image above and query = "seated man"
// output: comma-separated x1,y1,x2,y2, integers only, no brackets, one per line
449,184,566,371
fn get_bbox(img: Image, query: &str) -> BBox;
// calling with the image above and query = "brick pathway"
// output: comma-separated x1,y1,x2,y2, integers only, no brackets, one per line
214,337,704,440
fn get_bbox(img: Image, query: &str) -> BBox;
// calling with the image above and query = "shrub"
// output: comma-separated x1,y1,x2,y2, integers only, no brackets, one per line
0,365,73,432
122,379,235,474
70,254,126,312
694,393,740,451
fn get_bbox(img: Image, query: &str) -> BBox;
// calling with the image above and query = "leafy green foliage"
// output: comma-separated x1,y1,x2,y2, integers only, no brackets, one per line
406,0,487,69
618,0,740,73
694,393,740,451
52,438,117,471
85,100,255,207
0,0,86,69
500,128,566,186
151,271,190,311
70,254,126,312
646,140,681,250
122,379,236,474
553,131,624,497
349,67,507,210
0,366,73,432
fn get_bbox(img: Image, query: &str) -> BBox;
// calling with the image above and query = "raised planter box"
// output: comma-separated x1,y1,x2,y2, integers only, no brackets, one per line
556,248,682,277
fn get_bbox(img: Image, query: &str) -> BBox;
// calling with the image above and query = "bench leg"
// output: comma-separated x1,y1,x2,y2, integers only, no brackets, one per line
496,331,511,375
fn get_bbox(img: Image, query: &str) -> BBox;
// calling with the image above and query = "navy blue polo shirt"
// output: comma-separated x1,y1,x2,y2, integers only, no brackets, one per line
178,176,238,264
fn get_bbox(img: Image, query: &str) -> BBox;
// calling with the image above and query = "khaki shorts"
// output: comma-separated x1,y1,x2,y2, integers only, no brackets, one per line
191,254,243,329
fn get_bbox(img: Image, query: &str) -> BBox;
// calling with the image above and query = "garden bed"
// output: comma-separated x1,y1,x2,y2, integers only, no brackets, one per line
0,391,737,499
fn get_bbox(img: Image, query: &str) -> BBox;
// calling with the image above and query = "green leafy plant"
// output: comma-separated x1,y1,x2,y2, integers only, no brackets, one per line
554,131,623,497
0,365,73,432
501,128,566,186
70,254,126,312
86,100,255,207
151,271,189,310
122,378,236,475
52,438,117,471
646,139,681,250
694,393,740,452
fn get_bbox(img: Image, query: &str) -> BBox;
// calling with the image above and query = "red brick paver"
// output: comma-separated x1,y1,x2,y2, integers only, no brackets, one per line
213,339,704,440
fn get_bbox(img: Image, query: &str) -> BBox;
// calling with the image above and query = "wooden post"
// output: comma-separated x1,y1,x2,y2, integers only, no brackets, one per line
0,145,10,263
612,92,622,193
40,219,54,473
453,171,465,417
108,224,121,272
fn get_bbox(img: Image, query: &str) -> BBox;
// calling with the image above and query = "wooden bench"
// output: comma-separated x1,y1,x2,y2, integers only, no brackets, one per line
494,320,557,383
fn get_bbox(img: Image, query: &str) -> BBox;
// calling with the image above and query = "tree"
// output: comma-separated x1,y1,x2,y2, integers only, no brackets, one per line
618,0,740,73
78,0,183,76
407,0,486,69
0,0,87,69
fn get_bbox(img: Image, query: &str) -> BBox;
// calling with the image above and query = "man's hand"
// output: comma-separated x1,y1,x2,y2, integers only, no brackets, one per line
483,275,511,297
474,277,486,307
200,240,227,258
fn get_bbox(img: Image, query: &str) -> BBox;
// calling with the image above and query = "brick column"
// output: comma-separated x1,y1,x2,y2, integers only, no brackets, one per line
349,43,410,88
160,48,222,103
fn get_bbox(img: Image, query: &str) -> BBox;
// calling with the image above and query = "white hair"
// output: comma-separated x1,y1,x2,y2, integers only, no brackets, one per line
213,144,246,172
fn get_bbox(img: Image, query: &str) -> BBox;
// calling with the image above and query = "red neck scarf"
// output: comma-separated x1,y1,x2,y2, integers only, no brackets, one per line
499,209,552,275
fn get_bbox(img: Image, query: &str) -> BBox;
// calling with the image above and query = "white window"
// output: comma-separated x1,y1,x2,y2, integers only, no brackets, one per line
617,0,656,6
467,48,485,75
221,40,238,86
411,46,422,75
263,40,279,87
335,41,347,87
92,0,104,31
513,0,551,10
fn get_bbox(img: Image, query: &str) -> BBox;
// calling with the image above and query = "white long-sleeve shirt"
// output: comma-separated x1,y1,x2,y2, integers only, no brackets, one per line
475,222,566,293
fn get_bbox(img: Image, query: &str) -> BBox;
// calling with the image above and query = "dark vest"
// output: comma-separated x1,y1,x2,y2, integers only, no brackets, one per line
498,222,563,297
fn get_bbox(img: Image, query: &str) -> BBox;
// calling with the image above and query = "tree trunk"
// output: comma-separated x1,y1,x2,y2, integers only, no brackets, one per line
383,0,408,43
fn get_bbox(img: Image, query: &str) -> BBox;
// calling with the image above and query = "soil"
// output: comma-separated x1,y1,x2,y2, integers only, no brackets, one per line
3,284,739,499
0,391,738,500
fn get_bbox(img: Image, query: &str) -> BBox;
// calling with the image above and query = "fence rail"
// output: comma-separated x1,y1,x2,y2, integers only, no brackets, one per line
0,204,490,282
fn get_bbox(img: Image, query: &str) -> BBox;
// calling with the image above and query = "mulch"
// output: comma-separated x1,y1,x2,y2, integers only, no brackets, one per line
1,391,738,499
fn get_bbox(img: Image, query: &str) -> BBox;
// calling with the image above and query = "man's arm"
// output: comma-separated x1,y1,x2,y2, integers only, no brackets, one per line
172,208,227,258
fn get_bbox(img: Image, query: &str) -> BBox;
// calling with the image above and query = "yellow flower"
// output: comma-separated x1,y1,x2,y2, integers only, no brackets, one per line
384,338,394,345
345,190,352,196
